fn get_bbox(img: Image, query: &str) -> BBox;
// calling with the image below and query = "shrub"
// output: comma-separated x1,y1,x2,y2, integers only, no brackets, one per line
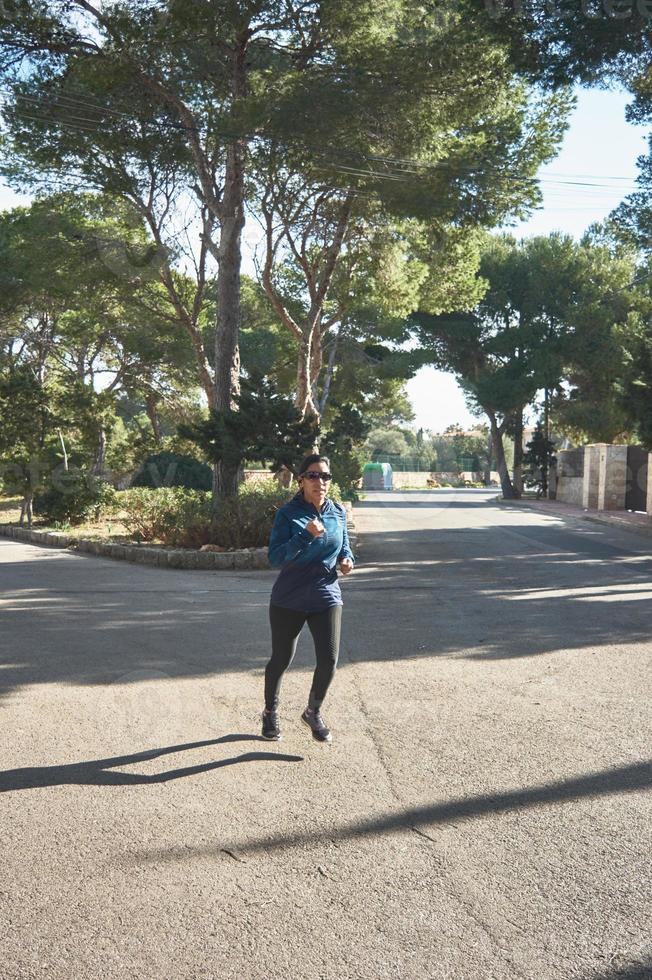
211,482,294,549
120,487,211,544
130,451,212,491
33,470,118,525
204,480,345,550
119,480,345,549
327,482,343,505
171,495,216,548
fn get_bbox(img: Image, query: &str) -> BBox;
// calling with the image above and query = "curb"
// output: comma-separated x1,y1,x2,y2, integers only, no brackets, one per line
494,496,652,540
580,513,652,538
0,503,359,570
0,523,270,570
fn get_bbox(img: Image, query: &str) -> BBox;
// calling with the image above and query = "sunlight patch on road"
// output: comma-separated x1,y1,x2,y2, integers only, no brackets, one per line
0,595,66,606
574,592,652,602
498,582,652,602
354,559,444,569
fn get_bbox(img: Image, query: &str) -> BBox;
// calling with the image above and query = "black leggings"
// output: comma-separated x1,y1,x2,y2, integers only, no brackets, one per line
265,603,342,712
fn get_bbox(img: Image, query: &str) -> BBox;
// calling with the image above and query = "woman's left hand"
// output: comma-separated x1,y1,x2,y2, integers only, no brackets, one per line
339,558,354,576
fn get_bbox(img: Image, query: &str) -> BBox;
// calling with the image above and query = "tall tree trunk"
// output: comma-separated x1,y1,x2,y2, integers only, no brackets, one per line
214,167,244,411
25,492,33,529
319,325,340,416
213,151,245,500
512,409,524,496
213,64,247,506
296,336,311,417
144,393,162,443
296,332,320,421
91,426,106,478
309,331,323,420
483,429,492,486
488,412,516,499
543,386,551,498
541,456,549,500
57,428,69,471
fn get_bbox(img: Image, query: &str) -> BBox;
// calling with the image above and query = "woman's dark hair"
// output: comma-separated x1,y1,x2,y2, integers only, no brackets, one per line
298,454,330,476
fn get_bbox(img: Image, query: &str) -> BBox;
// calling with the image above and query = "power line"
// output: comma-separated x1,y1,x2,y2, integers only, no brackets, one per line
0,85,623,192
611,268,652,294
0,101,637,202
0,89,644,212
545,171,642,182
0,98,545,193
3,82,639,182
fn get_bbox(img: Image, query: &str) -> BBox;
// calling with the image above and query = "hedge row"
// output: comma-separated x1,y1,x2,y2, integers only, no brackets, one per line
33,480,343,550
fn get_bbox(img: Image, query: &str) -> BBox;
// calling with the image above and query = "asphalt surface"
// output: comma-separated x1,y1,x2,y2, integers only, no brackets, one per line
1,489,651,980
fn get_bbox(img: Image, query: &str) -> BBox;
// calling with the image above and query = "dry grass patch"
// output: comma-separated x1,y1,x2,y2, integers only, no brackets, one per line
0,496,149,543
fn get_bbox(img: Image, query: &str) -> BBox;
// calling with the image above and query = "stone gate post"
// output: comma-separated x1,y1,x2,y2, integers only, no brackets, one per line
597,445,627,511
582,444,602,510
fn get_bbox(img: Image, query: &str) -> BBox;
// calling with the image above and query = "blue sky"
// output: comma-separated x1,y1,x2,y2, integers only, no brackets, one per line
0,179,28,212
1,87,648,432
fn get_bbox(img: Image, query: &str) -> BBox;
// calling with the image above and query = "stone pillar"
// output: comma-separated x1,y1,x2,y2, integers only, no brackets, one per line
597,444,628,511
646,454,652,516
583,444,602,510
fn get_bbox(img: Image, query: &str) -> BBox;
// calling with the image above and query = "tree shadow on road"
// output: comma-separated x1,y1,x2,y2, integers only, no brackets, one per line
345,514,652,664
0,734,303,792
2,494,652,700
125,757,652,860
586,958,652,980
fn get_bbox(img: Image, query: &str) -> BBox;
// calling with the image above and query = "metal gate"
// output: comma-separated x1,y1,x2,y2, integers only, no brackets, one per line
625,446,649,513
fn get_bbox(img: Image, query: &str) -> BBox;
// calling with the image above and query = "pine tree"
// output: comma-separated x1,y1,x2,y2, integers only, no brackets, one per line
523,422,556,499
177,376,319,494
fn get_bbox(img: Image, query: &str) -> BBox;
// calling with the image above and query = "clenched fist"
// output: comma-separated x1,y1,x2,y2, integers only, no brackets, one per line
339,558,354,575
306,518,325,537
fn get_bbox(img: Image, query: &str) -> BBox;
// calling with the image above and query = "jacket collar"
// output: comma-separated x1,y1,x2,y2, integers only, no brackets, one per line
291,490,334,516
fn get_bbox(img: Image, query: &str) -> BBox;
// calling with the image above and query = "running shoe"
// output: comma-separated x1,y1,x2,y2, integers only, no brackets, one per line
301,708,332,743
261,709,281,741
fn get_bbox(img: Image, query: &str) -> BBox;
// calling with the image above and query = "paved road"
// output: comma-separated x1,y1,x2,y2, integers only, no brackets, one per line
1,489,651,980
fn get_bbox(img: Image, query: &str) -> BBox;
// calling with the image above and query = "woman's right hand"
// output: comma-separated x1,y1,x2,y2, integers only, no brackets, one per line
305,518,325,538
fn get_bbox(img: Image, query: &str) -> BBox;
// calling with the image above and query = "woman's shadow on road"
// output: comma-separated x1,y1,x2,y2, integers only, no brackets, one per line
0,734,303,792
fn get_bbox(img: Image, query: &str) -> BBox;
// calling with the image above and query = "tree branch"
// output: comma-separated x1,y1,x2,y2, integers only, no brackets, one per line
260,190,303,341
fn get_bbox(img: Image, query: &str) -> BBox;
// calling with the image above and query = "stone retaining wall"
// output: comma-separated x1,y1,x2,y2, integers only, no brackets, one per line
555,444,652,514
0,524,269,569
555,475,584,507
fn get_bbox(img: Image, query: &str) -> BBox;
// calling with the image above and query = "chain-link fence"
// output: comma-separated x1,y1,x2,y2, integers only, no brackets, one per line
369,454,480,472
370,454,438,472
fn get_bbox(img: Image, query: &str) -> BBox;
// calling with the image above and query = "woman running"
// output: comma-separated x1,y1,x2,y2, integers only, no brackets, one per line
262,454,354,743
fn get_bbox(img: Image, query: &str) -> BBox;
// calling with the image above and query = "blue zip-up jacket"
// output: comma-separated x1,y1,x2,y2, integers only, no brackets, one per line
268,492,354,612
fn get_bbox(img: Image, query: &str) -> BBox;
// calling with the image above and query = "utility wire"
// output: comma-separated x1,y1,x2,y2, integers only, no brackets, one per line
1,83,641,183
3,87,622,195
0,101,546,191
0,86,625,192
0,86,645,198
1,97,640,204
0,90,644,220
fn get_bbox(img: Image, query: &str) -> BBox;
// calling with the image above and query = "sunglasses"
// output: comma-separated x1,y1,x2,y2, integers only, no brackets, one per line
302,471,332,482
